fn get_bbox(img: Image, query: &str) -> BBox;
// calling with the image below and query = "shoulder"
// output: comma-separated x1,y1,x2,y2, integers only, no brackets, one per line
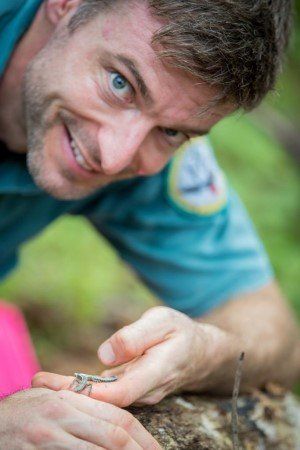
166,137,228,216
0,0,23,17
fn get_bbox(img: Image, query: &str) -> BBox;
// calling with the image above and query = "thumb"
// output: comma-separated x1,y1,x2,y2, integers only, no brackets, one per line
98,307,175,366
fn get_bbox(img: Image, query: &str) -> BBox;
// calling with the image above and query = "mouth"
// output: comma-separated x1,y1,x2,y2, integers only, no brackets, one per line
64,125,101,174
70,136,93,172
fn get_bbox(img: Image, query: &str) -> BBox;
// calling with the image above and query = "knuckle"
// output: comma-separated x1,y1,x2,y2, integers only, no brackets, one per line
31,371,47,386
75,443,97,450
163,371,178,386
23,422,56,445
115,388,136,408
109,426,131,448
57,389,75,401
118,410,136,431
142,392,165,406
114,327,138,356
39,398,68,420
144,306,175,320
110,394,131,408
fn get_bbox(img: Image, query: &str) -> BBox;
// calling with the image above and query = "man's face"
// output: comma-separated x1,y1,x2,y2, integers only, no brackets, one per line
24,1,229,199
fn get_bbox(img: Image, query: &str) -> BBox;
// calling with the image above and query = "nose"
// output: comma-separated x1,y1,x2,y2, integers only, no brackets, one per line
97,117,151,176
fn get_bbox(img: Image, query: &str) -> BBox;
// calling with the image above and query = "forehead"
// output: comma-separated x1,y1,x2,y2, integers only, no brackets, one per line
78,1,228,127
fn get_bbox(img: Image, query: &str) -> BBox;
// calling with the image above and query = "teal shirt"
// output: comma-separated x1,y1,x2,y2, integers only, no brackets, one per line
0,1,273,317
0,0,42,74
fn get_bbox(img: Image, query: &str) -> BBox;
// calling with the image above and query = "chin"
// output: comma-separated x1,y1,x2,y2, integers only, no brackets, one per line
27,150,104,200
28,164,98,201
37,174,104,200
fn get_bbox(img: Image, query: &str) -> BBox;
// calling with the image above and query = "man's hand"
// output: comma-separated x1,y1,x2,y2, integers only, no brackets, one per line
33,283,300,407
0,387,161,449
32,306,228,407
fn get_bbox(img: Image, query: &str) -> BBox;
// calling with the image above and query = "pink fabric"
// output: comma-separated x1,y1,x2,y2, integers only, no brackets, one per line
0,301,40,399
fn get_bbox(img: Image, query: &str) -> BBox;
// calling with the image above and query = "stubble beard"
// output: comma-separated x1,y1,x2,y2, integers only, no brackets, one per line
22,54,109,201
20,24,108,201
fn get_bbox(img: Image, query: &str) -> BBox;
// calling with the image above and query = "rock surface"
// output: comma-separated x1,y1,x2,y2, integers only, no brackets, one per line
129,391,300,449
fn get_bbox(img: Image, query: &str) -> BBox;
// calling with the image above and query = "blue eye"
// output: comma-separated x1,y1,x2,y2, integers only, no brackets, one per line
161,127,188,147
109,72,133,99
163,128,179,137
112,74,127,90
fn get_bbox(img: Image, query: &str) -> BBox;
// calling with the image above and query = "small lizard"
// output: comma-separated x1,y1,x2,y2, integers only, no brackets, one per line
71,372,118,394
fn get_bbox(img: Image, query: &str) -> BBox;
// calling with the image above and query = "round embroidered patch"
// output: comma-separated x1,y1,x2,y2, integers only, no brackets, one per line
167,137,227,215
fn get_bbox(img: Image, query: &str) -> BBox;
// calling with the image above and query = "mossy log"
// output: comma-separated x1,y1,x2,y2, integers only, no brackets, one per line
129,391,300,449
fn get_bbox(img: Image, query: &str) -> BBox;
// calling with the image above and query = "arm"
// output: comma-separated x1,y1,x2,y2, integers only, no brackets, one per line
33,281,300,406
190,281,300,394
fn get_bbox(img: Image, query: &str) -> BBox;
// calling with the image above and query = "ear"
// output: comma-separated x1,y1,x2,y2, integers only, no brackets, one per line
45,0,81,26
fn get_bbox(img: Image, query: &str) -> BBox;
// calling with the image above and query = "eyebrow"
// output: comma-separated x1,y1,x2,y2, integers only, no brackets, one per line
178,127,210,137
110,53,211,137
115,53,154,105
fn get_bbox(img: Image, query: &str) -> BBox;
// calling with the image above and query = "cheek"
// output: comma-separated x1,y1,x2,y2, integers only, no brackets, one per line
58,76,96,112
44,43,100,113
140,147,172,176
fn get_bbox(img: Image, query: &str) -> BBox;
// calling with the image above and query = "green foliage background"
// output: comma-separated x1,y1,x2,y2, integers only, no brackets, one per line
0,2,299,365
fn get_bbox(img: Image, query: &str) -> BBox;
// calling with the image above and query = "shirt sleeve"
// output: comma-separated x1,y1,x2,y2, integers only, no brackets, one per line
0,0,42,75
86,138,273,318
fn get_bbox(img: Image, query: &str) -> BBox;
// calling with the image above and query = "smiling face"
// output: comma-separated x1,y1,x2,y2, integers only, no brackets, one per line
23,0,231,199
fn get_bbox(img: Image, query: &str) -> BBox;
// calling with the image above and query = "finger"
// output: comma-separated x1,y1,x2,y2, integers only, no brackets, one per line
33,367,155,407
33,340,177,407
133,384,170,406
63,409,142,450
32,372,77,391
58,432,107,450
32,372,121,399
32,374,160,448
30,427,103,450
64,435,105,450
89,344,174,407
100,361,132,378
58,390,161,450
98,307,176,366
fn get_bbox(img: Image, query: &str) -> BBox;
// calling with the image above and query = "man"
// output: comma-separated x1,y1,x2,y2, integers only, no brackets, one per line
0,0,299,448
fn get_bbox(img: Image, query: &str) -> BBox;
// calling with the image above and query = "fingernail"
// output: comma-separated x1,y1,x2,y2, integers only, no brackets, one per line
99,343,116,364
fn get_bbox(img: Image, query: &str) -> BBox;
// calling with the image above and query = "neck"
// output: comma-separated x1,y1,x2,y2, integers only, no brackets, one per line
0,4,53,153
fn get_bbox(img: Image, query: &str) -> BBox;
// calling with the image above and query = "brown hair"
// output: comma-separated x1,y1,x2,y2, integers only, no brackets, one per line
69,0,292,110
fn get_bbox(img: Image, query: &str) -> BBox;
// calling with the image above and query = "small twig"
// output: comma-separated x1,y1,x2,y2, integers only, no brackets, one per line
231,352,245,450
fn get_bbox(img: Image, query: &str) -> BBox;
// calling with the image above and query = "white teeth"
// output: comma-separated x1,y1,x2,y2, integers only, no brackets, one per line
70,138,93,172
